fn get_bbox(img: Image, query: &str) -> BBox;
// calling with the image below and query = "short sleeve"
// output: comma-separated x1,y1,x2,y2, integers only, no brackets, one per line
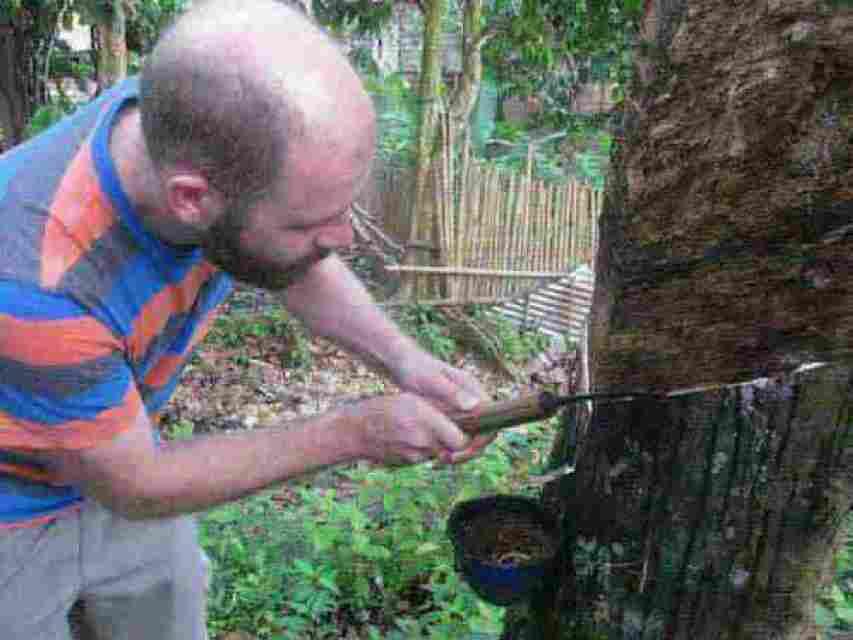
0,281,142,452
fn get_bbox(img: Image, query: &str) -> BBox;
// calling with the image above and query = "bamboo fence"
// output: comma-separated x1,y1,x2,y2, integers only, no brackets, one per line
365,124,602,305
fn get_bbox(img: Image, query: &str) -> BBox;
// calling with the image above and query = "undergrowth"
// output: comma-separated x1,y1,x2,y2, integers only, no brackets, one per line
199,419,557,639
818,512,853,637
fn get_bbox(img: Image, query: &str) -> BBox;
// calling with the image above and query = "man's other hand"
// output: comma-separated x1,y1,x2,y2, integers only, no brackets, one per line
386,350,496,464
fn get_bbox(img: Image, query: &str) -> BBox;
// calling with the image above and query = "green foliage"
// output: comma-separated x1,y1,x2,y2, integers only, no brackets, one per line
817,512,853,636
317,0,639,143
207,309,314,370
395,303,554,366
201,421,555,638
364,72,420,168
395,304,459,362
22,92,77,139
490,315,552,365
487,115,612,186
485,0,641,99
125,0,188,54
200,495,300,638
315,0,395,37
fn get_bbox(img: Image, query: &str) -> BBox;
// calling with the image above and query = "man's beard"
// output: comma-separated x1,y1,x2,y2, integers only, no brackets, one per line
202,210,331,290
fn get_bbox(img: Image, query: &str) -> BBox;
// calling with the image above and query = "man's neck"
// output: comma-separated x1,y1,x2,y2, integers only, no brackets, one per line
108,108,202,247
109,106,155,210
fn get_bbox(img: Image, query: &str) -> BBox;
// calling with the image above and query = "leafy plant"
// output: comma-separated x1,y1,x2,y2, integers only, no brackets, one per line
200,496,301,638
22,92,77,139
199,419,556,639
207,309,314,370
817,512,853,636
395,304,459,362
364,72,421,168
466,305,553,365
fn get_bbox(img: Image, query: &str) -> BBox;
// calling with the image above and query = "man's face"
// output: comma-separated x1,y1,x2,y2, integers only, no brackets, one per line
202,133,373,290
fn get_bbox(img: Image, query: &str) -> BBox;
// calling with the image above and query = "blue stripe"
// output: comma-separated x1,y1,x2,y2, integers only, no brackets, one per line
0,477,82,523
0,354,126,399
0,280,89,320
0,367,133,426
165,273,233,355
134,272,231,379
0,90,110,202
143,374,183,415
90,77,204,271
89,252,204,337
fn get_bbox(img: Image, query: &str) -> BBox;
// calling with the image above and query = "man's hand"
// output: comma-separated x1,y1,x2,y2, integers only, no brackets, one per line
387,349,496,464
342,393,472,466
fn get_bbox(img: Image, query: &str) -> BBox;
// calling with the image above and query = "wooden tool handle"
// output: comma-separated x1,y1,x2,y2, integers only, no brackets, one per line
447,393,554,437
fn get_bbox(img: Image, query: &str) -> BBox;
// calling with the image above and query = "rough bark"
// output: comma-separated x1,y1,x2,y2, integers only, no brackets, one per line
507,2,853,639
400,0,447,299
526,364,851,640
0,26,24,149
590,0,853,394
95,0,127,91
447,0,486,139
0,7,60,145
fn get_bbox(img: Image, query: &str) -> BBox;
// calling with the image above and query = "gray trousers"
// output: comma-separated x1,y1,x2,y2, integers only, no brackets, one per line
0,499,209,639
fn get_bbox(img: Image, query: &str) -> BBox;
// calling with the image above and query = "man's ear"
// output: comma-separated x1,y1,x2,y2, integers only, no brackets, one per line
164,173,226,231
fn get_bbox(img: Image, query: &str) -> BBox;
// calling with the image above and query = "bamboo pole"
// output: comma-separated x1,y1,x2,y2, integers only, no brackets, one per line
536,183,551,271
546,184,556,273
512,162,527,297
474,167,487,299
492,170,503,299
441,117,451,297
529,180,539,277
498,173,512,296
554,185,563,272
472,160,485,299
497,170,511,298
584,184,591,263
460,143,472,299
483,168,497,298
383,265,568,278
493,168,505,297
430,157,443,299
561,183,572,269
569,180,578,267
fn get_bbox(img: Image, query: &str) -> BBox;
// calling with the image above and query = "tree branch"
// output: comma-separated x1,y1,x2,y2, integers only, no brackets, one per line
473,19,506,50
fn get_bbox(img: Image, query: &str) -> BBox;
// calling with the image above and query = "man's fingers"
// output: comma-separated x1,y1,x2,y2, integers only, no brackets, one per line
432,410,470,452
442,367,490,410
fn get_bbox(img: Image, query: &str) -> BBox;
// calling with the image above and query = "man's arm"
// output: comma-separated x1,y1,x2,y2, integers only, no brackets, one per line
279,253,418,379
282,253,495,463
44,392,468,520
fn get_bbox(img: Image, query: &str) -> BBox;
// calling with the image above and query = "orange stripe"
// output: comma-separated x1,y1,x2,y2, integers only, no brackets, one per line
128,261,218,361
143,310,219,388
0,313,122,367
0,387,142,451
41,145,116,288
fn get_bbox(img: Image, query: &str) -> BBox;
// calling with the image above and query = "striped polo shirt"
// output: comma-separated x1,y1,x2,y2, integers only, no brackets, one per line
0,78,233,526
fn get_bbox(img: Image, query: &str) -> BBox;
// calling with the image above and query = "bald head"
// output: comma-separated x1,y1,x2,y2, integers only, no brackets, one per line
139,0,375,204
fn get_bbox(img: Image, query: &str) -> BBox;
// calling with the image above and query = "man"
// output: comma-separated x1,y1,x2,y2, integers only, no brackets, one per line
0,2,491,637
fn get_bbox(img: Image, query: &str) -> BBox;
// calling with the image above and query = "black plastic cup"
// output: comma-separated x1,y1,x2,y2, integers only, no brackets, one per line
447,494,561,606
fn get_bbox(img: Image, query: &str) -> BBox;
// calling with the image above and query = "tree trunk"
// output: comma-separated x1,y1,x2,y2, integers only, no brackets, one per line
399,0,447,300
509,2,853,638
0,5,64,146
95,0,127,91
0,24,25,149
448,0,485,139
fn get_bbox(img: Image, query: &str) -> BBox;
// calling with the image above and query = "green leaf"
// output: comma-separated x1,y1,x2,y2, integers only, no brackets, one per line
416,542,441,555
311,525,339,551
